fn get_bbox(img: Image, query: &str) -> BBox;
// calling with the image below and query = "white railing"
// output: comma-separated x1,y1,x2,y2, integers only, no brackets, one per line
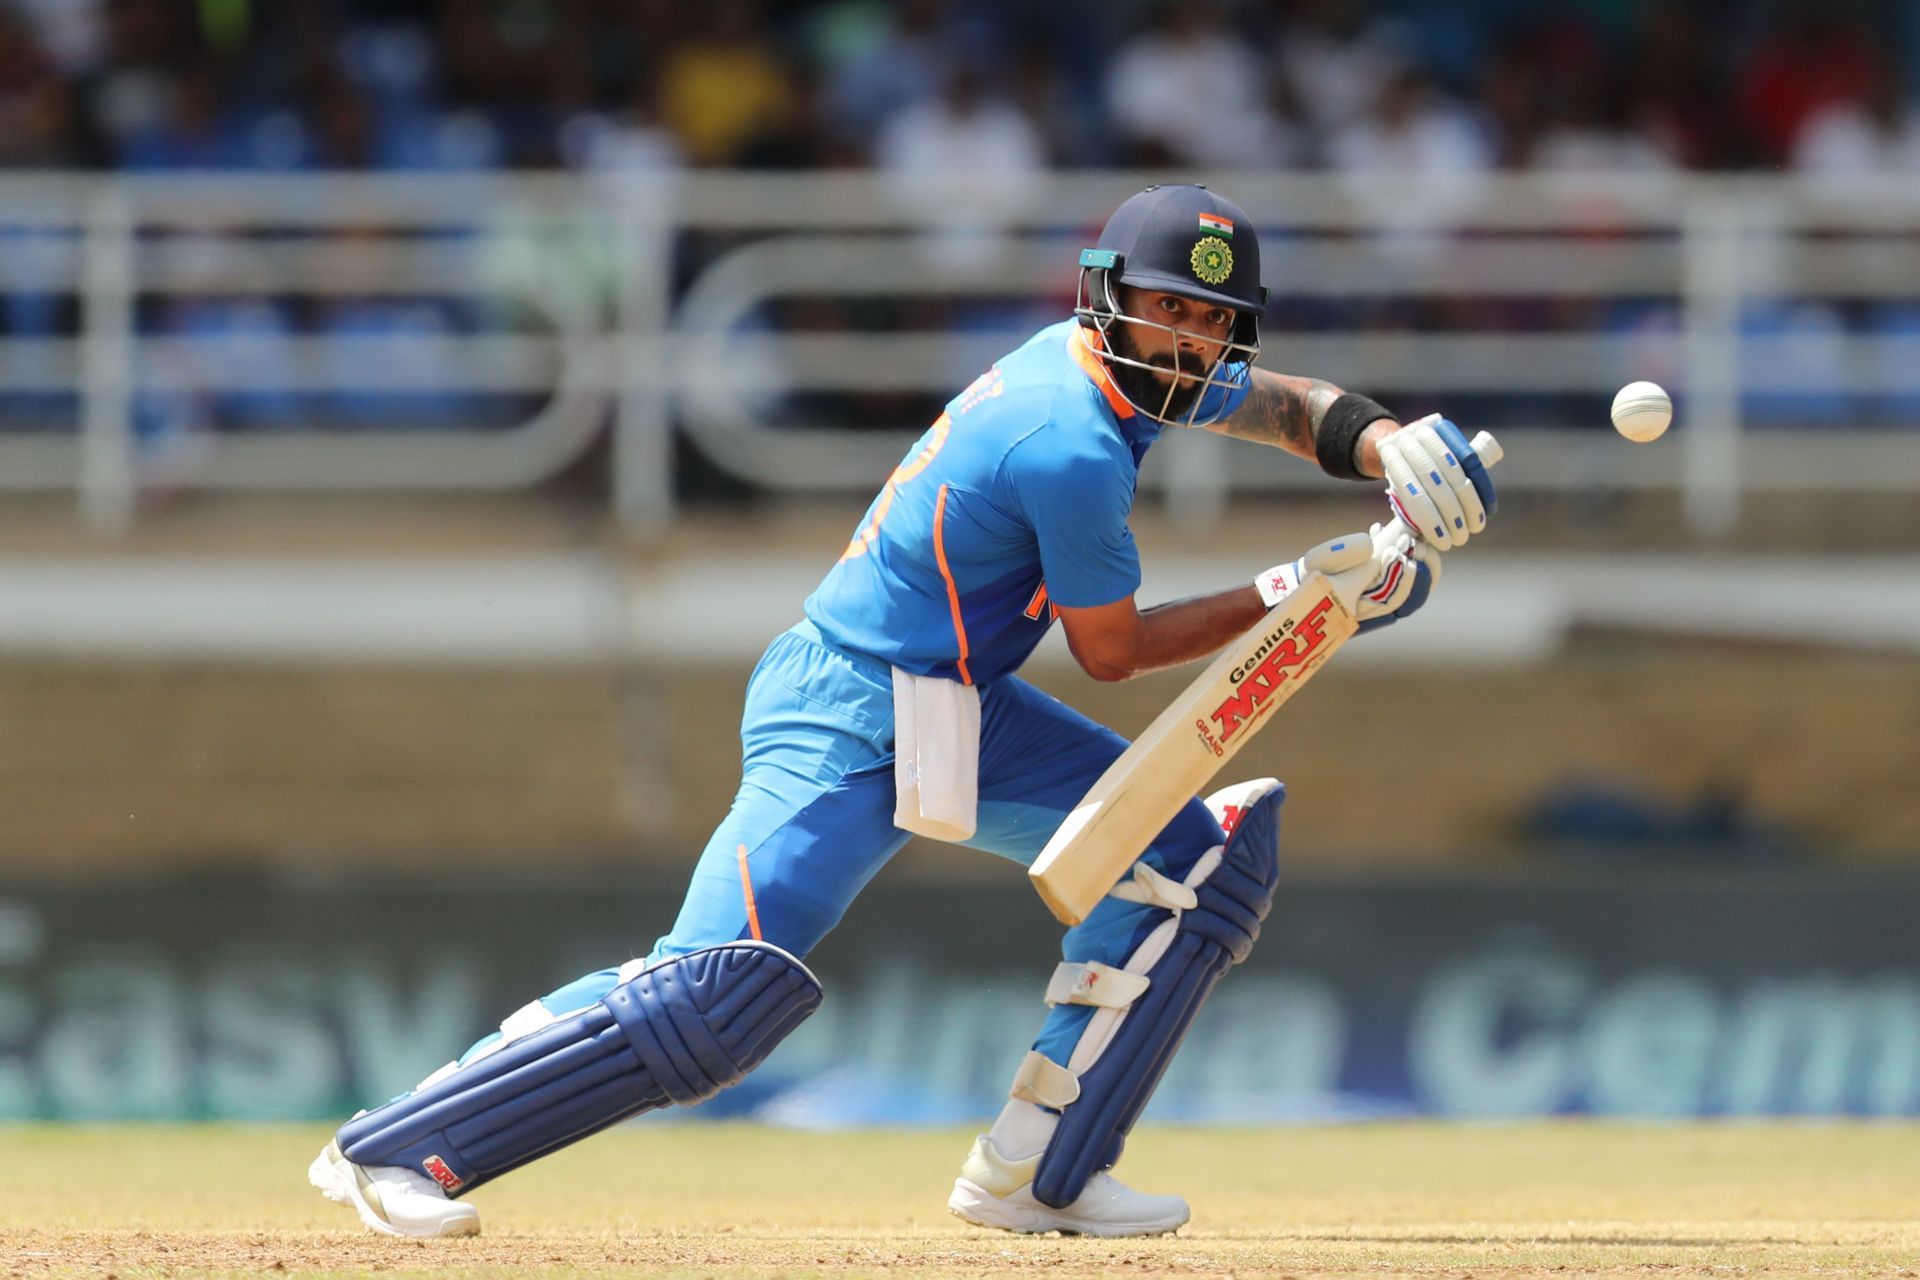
1,170,1917,536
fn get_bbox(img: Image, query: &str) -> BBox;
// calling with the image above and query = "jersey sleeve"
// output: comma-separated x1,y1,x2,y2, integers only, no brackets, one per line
1004,432,1141,609
1194,358,1254,423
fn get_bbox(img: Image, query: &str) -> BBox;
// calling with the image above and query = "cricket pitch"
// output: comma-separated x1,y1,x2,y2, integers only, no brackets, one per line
3,1122,1916,1278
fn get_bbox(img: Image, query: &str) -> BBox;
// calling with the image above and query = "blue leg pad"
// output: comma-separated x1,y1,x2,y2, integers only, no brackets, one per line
337,941,820,1196
1031,786,1282,1209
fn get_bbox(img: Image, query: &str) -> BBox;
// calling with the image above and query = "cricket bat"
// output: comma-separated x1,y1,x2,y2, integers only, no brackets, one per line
1029,431,1503,925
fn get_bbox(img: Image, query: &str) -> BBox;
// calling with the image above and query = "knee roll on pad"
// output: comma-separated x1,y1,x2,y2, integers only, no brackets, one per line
337,941,820,1196
1030,782,1283,1209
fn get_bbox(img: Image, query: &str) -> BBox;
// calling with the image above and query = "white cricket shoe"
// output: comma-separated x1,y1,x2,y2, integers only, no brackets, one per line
309,1139,481,1238
947,1134,1189,1237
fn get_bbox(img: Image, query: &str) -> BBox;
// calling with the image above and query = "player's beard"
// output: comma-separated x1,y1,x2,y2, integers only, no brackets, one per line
1106,321,1209,422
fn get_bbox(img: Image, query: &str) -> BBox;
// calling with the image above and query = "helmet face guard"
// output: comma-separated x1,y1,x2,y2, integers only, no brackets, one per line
1074,248,1260,429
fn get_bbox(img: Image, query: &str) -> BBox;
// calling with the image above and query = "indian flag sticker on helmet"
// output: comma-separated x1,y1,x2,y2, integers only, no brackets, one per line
1197,213,1233,238
1190,235,1233,285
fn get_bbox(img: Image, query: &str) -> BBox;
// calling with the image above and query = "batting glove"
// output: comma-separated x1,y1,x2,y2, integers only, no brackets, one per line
1255,525,1435,634
1376,414,1497,552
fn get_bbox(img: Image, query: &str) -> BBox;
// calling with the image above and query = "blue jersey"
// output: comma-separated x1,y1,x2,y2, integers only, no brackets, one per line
804,320,1251,685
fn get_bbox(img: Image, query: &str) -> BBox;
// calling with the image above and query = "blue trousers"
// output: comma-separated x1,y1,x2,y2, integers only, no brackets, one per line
467,620,1224,1071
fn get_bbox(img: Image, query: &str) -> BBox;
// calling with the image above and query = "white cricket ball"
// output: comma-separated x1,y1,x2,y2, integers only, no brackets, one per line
1611,380,1672,443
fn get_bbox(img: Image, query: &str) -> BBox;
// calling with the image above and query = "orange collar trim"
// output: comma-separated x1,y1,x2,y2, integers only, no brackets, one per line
1068,326,1135,419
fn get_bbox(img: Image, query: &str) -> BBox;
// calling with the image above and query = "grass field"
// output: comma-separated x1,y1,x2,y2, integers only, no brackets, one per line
3,1123,1917,1278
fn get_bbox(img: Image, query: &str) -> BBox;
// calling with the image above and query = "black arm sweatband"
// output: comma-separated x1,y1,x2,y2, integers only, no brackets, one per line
1314,392,1394,481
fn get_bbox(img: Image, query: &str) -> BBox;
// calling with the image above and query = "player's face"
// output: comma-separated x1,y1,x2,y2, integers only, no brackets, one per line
1106,286,1238,420
1115,287,1236,389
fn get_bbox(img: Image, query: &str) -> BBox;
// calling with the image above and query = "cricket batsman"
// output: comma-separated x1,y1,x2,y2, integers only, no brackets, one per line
310,184,1496,1238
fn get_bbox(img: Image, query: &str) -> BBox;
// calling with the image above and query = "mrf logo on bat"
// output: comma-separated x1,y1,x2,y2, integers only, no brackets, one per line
1193,595,1340,756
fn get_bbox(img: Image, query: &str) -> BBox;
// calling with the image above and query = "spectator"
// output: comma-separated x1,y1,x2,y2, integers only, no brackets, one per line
77,0,191,165
1791,55,1920,175
1104,1,1292,167
332,22,441,166
5,0,1915,180
1532,59,1676,173
1329,64,1492,238
1277,0,1407,136
0,6,75,166
1475,31,1541,170
1325,63,1491,285
307,70,376,169
875,60,1044,269
658,0,793,166
7,0,104,77
1007,33,1097,168
1623,5,1724,168
1734,1,1875,165
1738,300,1853,427
158,292,302,429
317,294,466,429
436,0,562,113
0,11,71,364
560,70,683,180
736,61,855,169
875,61,1043,187
117,58,308,170
818,0,951,156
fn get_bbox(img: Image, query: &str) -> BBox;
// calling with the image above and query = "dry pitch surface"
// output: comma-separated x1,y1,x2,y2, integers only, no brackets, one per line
2,1123,1916,1279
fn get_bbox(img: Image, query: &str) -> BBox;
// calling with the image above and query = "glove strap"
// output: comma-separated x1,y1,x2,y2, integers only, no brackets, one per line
1254,561,1302,609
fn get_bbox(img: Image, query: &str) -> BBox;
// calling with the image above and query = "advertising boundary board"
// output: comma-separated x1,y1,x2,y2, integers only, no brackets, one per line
1,867,1916,1123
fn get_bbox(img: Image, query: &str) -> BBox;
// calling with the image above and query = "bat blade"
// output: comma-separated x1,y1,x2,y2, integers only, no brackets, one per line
1028,575,1359,925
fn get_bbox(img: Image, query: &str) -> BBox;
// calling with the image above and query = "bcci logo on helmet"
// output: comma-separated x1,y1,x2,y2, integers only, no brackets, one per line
1190,235,1233,285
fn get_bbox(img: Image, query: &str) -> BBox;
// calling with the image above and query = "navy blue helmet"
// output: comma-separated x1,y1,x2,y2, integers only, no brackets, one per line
1074,184,1266,425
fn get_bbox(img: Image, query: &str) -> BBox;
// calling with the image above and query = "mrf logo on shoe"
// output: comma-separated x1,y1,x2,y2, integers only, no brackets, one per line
423,1155,464,1192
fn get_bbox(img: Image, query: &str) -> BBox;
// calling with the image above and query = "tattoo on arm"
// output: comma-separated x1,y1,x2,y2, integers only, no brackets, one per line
1212,370,1345,462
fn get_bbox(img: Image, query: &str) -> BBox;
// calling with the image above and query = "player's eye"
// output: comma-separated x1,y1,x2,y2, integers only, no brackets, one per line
1206,309,1231,328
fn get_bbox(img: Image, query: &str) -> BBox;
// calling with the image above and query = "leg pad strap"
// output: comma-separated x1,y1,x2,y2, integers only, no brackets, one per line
1010,1050,1081,1109
1046,961,1151,1009
337,941,820,1196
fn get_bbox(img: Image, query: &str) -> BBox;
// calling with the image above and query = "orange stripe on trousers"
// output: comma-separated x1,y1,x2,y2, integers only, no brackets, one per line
736,843,763,941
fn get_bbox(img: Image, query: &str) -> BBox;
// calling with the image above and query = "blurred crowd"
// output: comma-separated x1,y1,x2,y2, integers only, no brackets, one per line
3,0,1919,450
0,0,1916,178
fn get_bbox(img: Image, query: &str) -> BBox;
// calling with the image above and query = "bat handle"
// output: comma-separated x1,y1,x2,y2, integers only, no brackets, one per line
1466,429,1504,468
